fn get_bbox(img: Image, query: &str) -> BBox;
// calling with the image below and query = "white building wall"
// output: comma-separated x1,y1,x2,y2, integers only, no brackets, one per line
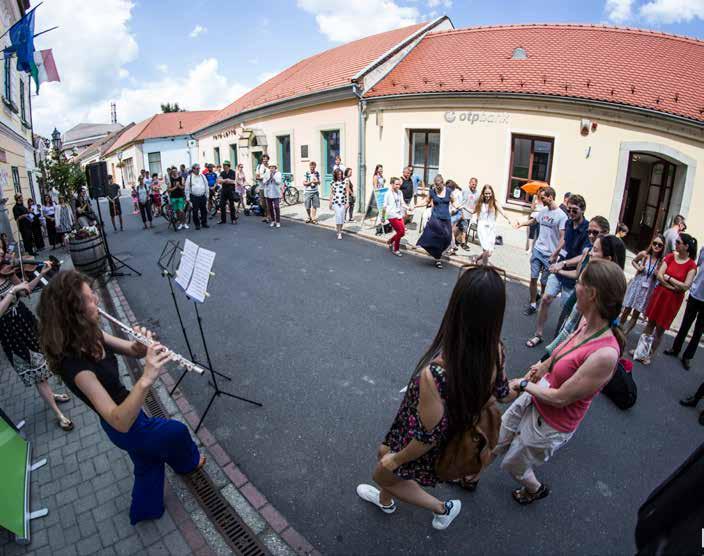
142,136,195,175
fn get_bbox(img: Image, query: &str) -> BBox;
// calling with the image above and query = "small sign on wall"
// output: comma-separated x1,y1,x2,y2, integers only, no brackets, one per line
300,145,309,160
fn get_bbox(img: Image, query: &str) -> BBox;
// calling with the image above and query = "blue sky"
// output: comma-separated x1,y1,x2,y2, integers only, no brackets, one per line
30,0,704,136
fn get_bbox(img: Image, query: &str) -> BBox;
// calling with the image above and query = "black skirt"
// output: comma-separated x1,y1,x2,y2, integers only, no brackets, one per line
417,217,452,260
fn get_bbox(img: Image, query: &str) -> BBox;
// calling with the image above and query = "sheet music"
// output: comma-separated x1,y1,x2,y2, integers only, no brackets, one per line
185,246,215,303
175,239,198,290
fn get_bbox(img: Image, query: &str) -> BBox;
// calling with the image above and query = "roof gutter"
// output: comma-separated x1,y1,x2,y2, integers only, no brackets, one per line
363,90,704,131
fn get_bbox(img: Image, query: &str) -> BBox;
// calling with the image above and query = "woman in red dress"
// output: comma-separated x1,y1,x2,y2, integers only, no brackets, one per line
639,233,698,365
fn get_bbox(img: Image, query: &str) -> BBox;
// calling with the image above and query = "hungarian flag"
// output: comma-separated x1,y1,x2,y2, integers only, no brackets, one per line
32,49,59,92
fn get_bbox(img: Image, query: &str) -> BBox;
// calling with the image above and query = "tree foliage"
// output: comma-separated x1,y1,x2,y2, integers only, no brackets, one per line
38,150,86,199
161,102,185,113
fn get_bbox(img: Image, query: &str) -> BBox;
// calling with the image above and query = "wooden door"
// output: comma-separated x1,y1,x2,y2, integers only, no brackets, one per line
639,161,676,251
321,130,340,198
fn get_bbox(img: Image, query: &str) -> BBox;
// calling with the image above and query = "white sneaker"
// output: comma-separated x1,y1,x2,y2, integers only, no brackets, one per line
432,500,461,530
356,484,396,514
275,223,281,228
270,222,275,228
184,224,190,230
337,233,342,240
177,224,184,230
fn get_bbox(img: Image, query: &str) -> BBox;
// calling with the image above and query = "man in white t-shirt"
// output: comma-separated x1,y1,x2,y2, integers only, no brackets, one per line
514,186,567,315
457,177,480,250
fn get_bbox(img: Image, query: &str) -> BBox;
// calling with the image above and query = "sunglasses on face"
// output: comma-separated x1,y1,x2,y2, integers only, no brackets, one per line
587,230,600,237
652,241,664,248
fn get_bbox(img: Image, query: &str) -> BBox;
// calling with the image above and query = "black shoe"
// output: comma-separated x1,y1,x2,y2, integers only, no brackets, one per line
218,221,226,225
202,224,210,229
524,305,537,316
664,349,678,357
680,396,700,407
195,225,201,230
682,358,692,371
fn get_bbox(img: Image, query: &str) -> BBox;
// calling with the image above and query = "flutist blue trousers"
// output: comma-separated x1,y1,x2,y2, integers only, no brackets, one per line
101,410,200,524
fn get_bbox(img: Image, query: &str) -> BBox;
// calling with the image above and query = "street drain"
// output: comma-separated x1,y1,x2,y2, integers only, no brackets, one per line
101,289,268,556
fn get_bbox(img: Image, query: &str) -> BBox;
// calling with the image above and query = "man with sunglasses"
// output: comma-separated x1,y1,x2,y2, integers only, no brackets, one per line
526,194,589,348
514,186,567,317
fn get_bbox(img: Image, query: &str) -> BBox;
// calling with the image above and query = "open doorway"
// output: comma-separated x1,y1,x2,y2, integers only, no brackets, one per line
619,153,678,252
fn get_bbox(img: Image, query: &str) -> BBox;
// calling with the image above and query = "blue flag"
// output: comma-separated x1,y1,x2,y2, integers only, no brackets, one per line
4,8,36,73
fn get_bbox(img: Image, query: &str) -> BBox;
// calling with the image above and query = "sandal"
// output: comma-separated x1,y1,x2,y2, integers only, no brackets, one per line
435,260,443,269
512,483,550,505
460,243,471,251
305,218,312,223
458,477,480,492
54,393,71,404
57,416,74,431
526,335,543,348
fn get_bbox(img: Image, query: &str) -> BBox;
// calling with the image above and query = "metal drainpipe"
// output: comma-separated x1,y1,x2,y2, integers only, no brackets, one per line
353,84,367,214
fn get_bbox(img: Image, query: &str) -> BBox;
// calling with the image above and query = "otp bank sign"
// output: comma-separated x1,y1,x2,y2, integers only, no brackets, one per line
444,111,511,124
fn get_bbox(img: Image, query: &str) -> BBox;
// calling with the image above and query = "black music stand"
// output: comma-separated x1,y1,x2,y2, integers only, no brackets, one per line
94,196,141,280
157,240,261,432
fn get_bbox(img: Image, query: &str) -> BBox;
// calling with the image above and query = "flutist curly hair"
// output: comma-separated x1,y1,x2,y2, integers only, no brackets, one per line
37,269,205,525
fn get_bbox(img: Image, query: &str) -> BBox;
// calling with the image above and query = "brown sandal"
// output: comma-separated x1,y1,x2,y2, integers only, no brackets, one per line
512,483,550,505
57,416,74,431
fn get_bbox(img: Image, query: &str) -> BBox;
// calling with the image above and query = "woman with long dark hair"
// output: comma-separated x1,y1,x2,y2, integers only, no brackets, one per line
38,271,205,524
637,233,698,365
328,168,349,239
42,194,59,249
496,259,626,504
472,184,512,265
620,234,665,335
356,266,511,529
417,174,453,269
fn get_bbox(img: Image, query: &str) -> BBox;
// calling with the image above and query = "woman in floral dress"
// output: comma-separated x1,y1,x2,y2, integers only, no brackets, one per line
0,258,73,430
619,235,664,335
356,265,513,530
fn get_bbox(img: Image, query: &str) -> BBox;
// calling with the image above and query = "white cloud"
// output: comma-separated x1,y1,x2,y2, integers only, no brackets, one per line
257,71,278,83
427,0,452,7
31,3,245,136
189,24,207,38
156,64,168,74
297,0,420,42
605,0,634,22
639,0,704,23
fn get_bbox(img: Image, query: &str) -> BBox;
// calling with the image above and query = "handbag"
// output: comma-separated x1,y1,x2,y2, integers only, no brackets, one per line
633,333,654,361
435,397,501,482
376,222,392,235
602,358,637,409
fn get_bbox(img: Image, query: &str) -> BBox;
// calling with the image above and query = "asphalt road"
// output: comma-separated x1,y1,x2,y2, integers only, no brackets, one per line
104,197,703,555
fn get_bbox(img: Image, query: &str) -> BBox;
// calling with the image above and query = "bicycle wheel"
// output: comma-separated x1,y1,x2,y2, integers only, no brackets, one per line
186,204,192,225
284,186,299,206
209,195,219,217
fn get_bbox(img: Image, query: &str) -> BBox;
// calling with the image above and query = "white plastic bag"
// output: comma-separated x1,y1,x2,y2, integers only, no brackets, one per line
633,333,654,361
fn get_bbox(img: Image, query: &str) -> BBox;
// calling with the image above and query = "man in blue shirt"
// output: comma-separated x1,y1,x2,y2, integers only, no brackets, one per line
527,194,589,347
667,246,704,370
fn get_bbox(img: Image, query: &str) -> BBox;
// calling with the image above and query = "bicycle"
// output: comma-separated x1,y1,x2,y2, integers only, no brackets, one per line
161,195,192,231
281,174,299,206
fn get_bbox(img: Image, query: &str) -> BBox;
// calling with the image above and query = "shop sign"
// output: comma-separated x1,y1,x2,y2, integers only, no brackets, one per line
444,111,510,124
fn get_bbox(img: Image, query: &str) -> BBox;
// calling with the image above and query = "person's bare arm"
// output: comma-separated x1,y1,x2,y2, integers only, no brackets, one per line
519,346,618,408
513,216,537,229
657,261,677,290
631,251,647,273
667,268,697,292
102,330,148,359
74,343,170,432
551,229,566,263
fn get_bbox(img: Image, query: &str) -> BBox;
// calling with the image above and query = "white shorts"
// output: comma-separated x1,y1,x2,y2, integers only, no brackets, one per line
493,392,574,481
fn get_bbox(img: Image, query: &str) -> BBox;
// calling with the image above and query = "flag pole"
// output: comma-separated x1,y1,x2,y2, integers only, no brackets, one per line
32,26,58,40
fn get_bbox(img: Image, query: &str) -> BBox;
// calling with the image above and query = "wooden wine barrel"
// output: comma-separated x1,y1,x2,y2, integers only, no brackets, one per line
69,235,107,277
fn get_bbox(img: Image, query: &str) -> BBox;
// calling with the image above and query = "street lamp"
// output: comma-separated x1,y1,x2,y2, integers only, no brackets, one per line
51,127,62,152
116,150,125,188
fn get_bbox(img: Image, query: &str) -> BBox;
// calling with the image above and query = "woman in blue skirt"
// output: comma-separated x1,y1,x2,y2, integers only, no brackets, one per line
38,270,205,525
417,174,453,269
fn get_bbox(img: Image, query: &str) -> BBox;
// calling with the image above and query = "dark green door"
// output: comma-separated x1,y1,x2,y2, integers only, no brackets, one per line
252,151,263,179
321,129,340,198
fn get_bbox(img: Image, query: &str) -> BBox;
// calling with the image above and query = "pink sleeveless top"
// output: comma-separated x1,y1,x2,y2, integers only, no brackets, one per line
534,333,620,433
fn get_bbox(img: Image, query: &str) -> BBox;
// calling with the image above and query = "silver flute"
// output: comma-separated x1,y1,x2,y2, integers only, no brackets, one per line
98,308,205,375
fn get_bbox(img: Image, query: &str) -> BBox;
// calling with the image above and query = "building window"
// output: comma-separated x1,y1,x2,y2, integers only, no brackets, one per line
147,152,162,176
19,79,25,121
229,144,238,167
123,157,135,185
408,130,440,186
4,57,10,101
276,135,291,175
213,147,221,165
11,166,20,195
506,134,554,204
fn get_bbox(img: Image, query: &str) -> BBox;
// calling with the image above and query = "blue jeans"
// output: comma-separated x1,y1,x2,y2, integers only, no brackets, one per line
101,410,200,524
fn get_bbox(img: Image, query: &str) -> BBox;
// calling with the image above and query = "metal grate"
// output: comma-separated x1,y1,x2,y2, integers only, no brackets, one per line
100,289,268,556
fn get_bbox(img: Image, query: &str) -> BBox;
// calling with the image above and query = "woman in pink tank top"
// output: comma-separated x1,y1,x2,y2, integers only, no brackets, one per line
494,259,626,505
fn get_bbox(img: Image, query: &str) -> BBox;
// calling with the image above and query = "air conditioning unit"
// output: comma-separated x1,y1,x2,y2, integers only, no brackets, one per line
187,139,197,148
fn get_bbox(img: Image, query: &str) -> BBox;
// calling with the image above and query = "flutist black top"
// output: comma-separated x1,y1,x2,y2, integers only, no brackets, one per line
60,346,129,413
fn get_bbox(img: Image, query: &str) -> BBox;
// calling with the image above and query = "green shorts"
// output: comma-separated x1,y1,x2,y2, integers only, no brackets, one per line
170,197,186,212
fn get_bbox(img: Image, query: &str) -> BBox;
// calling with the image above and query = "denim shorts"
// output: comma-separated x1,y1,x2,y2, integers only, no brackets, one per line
545,273,574,304
304,191,320,209
530,249,551,283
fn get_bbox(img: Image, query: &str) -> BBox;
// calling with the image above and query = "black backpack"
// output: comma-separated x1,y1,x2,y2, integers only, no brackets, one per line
602,359,637,410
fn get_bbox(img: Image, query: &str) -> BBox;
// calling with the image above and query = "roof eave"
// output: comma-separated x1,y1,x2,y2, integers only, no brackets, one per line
351,15,453,83
194,84,355,136
363,90,704,129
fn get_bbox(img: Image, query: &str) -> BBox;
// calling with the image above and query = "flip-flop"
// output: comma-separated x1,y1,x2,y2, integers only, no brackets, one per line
57,416,74,431
526,335,543,348
54,393,71,404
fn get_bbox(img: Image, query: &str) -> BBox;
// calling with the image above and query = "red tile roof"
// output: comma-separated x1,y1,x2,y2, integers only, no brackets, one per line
106,111,217,154
366,24,704,124
197,22,429,132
